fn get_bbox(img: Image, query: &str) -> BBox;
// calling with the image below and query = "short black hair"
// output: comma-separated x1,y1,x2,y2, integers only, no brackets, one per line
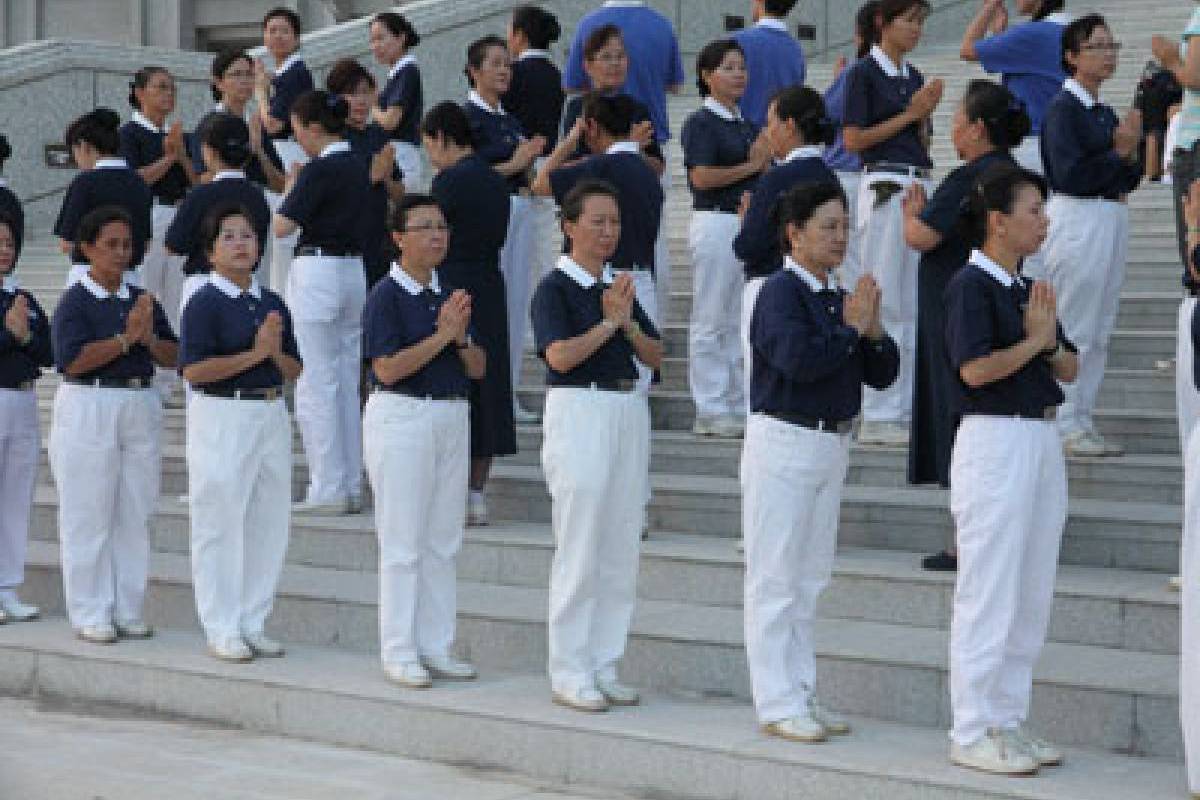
560,178,619,224
764,0,799,16
773,182,848,251
325,58,375,95
420,101,474,148
290,90,349,134
263,7,301,35
199,201,259,256
696,39,744,98
583,23,623,61
77,205,133,248
1032,0,1065,22
65,108,121,155
128,65,170,111
879,0,931,26
581,92,636,138
197,113,251,169
512,5,561,49
769,85,836,146
210,49,253,103
371,12,421,48
1062,13,1109,76
465,35,508,88
964,162,1048,248
962,80,1031,151
388,193,444,233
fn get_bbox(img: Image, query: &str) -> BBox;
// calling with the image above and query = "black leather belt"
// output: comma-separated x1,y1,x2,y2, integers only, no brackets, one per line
694,204,740,214
65,376,153,389
551,380,638,393
373,386,467,401
1057,193,1122,202
294,245,361,258
766,412,855,434
196,387,282,401
0,380,35,391
864,162,932,179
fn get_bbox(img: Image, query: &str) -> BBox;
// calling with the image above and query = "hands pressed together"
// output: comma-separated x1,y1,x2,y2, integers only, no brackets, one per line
843,275,885,341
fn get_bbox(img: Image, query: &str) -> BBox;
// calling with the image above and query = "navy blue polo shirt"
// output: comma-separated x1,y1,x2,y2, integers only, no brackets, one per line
362,265,472,396
531,258,660,386
549,144,663,272
0,280,52,387
189,108,277,187
178,274,300,391
379,57,423,145
733,19,807,129
53,160,154,268
945,253,1076,418
0,182,24,258
166,172,271,275
431,154,511,264
1041,80,1143,199
344,123,396,280
734,150,838,279
682,100,760,211
560,93,663,162
503,52,564,149
465,93,530,193
119,114,190,204
52,274,177,380
278,142,369,252
268,56,315,140
749,259,900,419
918,151,1013,278
843,47,932,168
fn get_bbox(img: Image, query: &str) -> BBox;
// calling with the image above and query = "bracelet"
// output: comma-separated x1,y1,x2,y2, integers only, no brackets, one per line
456,335,472,350
624,320,642,339
600,319,618,334
115,333,130,355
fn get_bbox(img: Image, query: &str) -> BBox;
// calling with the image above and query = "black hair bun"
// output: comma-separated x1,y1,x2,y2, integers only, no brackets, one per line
0,134,10,162
92,107,122,130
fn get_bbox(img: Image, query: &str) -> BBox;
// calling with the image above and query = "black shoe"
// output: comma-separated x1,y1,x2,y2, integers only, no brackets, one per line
921,550,957,571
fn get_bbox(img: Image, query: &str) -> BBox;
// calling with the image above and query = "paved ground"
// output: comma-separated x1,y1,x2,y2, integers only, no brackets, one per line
0,696,628,800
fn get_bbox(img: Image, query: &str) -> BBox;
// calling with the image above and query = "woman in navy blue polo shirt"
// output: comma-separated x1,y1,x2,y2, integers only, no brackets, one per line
363,194,485,689
944,163,1077,776
192,50,284,192
275,90,370,516
180,202,301,663
682,38,771,439
254,7,314,174
0,136,23,260
842,0,943,447
49,205,178,645
464,34,546,425
531,179,663,712
422,102,514,527
743,181,898,743
55,109,153,288
368,11,424,192
0,211,51,624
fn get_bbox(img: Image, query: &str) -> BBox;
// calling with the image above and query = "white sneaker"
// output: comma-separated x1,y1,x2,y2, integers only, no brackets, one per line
467,492,489,527
114,619,153,639
808,697,850,735
1010,726,1063,766
513,401,541,425
0,595,39,621
596,678,640,706
243,632,285,658
1170,575,1183,591
422,655,477,680
1062,430,1107,457
950,728,1039,775
763,712,827,743
384,661,433,689
209,636,253,663
552,685,609,712
292,500,346,516
76,624,118,644
856,421,909,446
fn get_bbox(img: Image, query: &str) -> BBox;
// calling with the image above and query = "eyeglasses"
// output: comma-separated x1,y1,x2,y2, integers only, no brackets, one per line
1080,42,1122,53
404,222,451,233
589,52,627,64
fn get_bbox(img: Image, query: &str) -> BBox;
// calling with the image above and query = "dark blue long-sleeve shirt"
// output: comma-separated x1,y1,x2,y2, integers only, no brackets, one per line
1041,80,1141,198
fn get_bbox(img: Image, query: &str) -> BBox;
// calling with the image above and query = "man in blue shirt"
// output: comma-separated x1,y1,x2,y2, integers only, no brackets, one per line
733,0,806,128
563,1,685,144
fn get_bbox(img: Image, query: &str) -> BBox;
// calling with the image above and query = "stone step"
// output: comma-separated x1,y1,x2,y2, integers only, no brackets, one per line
0,621,1183,800
24,492,1181,656
15,542,1183,760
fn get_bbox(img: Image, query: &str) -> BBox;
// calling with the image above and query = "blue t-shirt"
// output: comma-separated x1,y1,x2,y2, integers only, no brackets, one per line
843,50,931,168
734,151,837,279
379,58,423,145
0,284,52,387
681,103,761,211
1041,83,1142,198
178,276,300,391
267,57,314,140
278,143,370,251
362,266,472,397
975,19,1067,135
119,117,190,204
431,154,511,265
464,97,530,193
52,277,177,380
562,2,685,143
503,53,565,148
733,20,806,128
823,64,861,173
165,173,271,275
0,184,24,258
53,162,154,268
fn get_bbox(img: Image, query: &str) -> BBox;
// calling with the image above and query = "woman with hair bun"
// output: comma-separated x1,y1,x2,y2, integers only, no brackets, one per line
902,80,1029,572
274,90,371,516
0,135,23,259
254,6,314,173
369,11,424,192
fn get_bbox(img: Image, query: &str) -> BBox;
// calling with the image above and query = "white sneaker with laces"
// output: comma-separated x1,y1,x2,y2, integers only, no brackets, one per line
763,712,827,743
467,492,489,527
1010,726,1063,766
114,619,153,639
384,661,433,689
209,636,253,662
243,632,285,657
422,655,477,680
1062,430,1107,457
950,728,1039,775
552,685,608,712
0,594,39,621
856,421,909,446
596,678,640,706
77,624,118,644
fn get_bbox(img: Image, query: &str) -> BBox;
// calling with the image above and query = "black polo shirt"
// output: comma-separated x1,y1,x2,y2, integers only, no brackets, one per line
379,57,423,146
166,172,271,275
843,46,932,168
503,52,565,148
119,114,190,204
681,100,760,211
53,160,154,268
431,154,511,264
278,142,369,252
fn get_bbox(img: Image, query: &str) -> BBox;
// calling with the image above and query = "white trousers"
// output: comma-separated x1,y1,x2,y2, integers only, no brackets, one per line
187,394,292,642
613,268,658,394
0,389,38,593
391,141,425,194
853,173,929,424
1042,196,1129,436
1178,297,1200,454
48,384,161,628
741,413,850,722
265,191,299,294
740,276,767,415
1012,136,1045,176
501,195,536,395
542,387,650,693
654,165,672,317
688,211,745,418
948,415,1066,746
1182,423,1200,793
288,254,366,504
364,393,469,665
836,171,863,283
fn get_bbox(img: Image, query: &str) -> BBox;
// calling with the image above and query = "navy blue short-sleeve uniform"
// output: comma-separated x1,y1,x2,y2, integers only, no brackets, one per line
681,105,760,211
733,154,838,280
503,54,564,149
465,100,529,193
1041,86,1142,198
379,60,423,145
178,280,300,391
268,59,315,140
119,120,190,204
165,175,271,275
0,286,52,386
0,183,24,258
189,109,277,186
433,155,510,265
749,266,900,419
560,93,663,162
344,124,397,285
531,266,660,386
843,54,932,168
52,281,177,380
53,165,154,267
278,145,369,252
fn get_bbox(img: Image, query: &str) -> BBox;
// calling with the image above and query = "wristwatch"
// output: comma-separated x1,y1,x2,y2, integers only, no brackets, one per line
456,334,472,350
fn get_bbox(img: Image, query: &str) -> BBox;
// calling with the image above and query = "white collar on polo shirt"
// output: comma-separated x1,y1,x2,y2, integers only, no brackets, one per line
518,49,552,62
703,96,743,122
603,1,645,7
80,272,131,300
1,275,17,293
970,248,1023,288
780,145,824,164
94,157,128,170
870,44,910,79
213,169,246,181
276,53,301,76
0,178,7,189
468,89,505,115
784,255,839,292
1063,77,1097,109
556,254,613,288
756,18,788,32
390,262,441,295
1044,12,1072,25
210,273,262,299
131,110,164,134
389,54,417,79
319,140,351,158
606,141,641,155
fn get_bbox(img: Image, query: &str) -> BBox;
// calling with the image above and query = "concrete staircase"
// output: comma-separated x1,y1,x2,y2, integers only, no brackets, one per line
3,1,1197,797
